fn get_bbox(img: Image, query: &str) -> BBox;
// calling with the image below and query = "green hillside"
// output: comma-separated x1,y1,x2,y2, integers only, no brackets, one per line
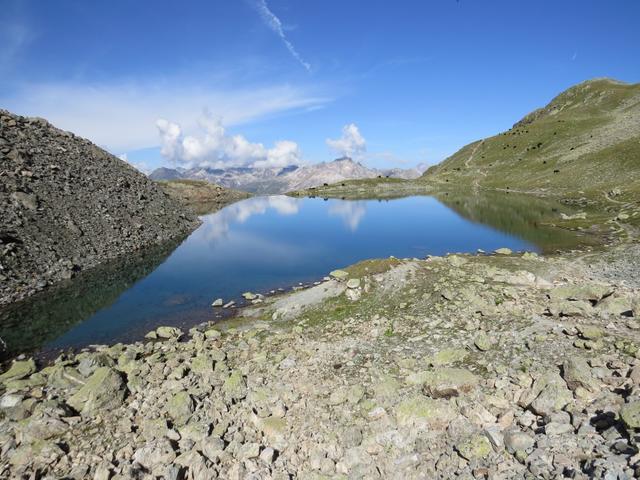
422,78,640,202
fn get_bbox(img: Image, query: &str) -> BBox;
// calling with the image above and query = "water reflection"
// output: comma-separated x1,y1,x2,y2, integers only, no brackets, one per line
328,201,367,231
200,195,301,241
434,190,599,252
0,237,183,361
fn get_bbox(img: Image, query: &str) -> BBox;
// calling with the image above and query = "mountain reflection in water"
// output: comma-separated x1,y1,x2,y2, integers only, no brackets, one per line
1,193,595,359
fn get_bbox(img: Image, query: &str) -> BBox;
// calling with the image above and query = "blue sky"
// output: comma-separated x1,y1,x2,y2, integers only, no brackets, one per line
1,0,639,172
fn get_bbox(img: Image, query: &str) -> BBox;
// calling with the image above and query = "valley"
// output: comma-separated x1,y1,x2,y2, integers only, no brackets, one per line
1,77,640,479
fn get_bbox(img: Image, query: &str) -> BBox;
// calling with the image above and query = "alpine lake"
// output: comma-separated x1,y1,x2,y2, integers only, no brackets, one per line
0,191,599,360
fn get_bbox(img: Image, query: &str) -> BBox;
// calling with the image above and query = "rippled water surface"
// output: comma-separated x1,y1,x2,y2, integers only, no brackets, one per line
1,193,590,358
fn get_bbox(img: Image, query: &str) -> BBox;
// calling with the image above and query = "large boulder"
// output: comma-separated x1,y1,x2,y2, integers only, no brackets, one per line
562,357,599,392
396,396,456,431
67,367,127,415
524,372,572,417
422,368,479,399
620,401,640,431
0,358,36,383
166,391,195,426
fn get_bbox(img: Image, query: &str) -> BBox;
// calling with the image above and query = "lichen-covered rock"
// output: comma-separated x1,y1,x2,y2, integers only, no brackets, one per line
66,367,126,415
223,369,247,401
330,269,349,280
422,368,479,399
166,391,195,426
549,284,613,303
620,401,640,431
0,358,36,383
257,416,288,450
474,333,492,351
577,325,604,340
457,434,493,460
396,396,456,431
428,348,468,366
155,326,183,339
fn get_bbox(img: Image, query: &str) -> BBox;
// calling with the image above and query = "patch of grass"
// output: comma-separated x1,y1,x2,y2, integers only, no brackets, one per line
344,258,403,278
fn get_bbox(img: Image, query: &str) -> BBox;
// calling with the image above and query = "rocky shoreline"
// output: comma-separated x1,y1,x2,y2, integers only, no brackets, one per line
2,221,640,478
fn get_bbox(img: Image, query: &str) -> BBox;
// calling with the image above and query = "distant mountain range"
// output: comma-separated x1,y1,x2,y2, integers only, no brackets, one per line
149,157,426,194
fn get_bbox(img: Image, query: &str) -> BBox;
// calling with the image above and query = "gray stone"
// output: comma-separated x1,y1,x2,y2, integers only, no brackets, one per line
562,357,599,392
346,278,361,289
504,431,534,454
133,438,177,470
422,367,479,399
211,298,224,307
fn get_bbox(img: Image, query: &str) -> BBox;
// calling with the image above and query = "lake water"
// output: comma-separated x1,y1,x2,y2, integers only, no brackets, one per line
0,193,591,359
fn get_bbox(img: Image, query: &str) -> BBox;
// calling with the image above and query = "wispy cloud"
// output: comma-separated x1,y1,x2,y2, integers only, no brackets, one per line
0,22,33,73
1,80,328,152
252,0,311,72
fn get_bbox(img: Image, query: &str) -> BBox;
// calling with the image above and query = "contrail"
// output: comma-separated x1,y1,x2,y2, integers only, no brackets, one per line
253,0,311,72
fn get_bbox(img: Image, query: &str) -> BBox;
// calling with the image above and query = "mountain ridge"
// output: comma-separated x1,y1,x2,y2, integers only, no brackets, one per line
150,157,425,194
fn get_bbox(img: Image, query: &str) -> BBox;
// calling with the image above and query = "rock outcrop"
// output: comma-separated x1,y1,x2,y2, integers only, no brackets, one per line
0,110,199,305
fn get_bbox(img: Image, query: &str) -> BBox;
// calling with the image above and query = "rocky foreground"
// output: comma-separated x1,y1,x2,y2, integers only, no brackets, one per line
2,241,640,478
0,110,199,306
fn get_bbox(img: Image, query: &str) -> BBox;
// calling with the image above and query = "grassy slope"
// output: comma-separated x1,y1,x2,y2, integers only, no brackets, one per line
422,78,640,203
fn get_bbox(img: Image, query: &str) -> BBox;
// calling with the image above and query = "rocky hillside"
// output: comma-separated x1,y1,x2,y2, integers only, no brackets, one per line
156,179,251,215
0,110,199,305
150,158,425,194
422,78,640,198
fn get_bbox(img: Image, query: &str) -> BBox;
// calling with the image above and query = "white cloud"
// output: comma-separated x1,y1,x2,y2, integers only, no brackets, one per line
326,123,367,160
0,80,328,152
157,112,303,169
252,0,311,72
253,140,301,168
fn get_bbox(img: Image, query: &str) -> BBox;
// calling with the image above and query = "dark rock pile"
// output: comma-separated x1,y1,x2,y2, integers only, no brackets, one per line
0,110,199,305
